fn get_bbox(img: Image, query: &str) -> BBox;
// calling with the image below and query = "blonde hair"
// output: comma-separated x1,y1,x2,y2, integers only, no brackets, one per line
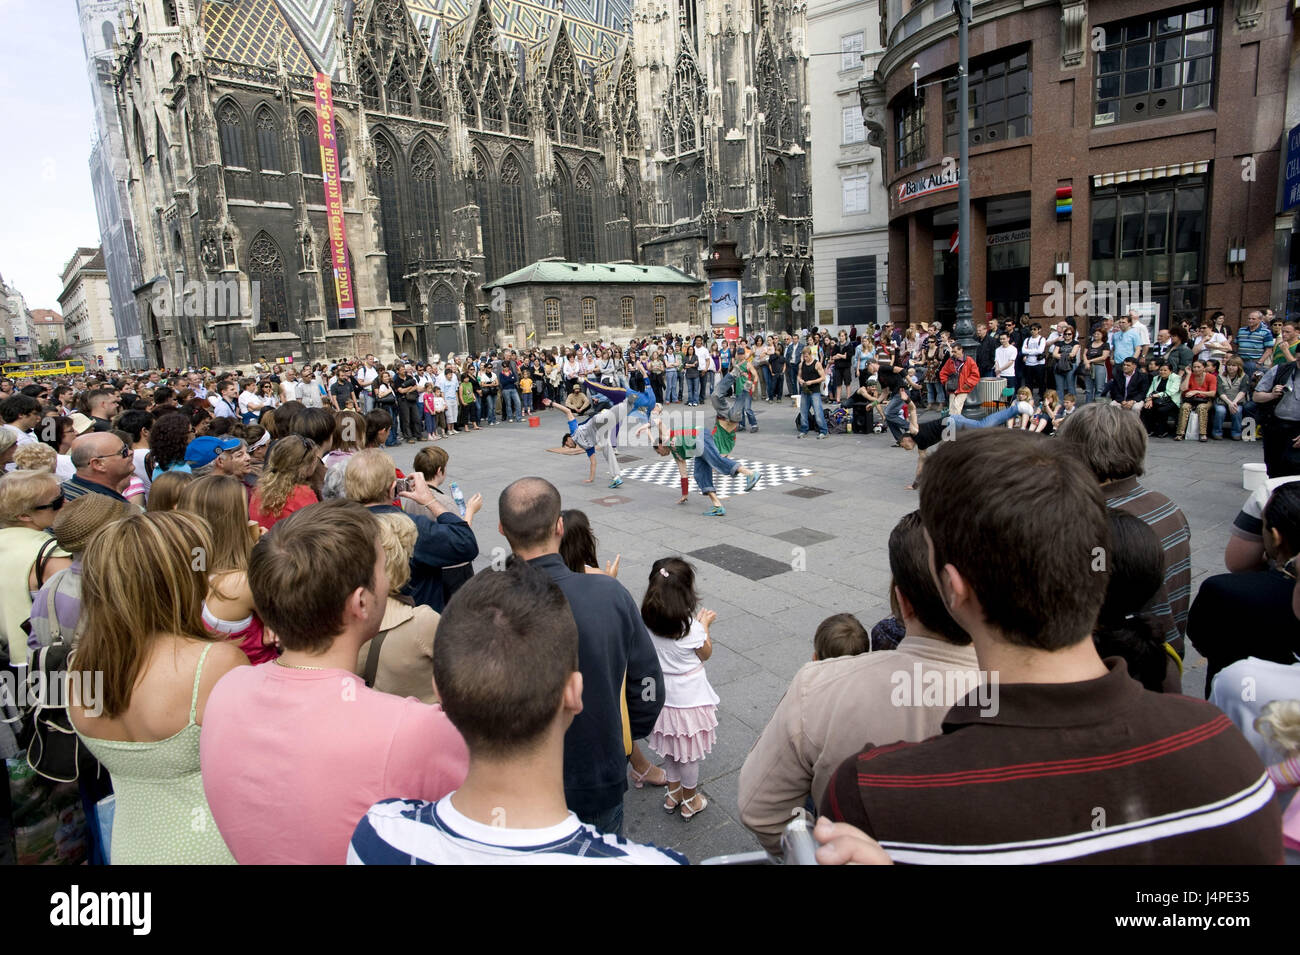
146,470,195,512
12,443,56,473
177,474,259,601
343,448,397,504
375,511,417,594
71,511,216,719
1255,700,1300,756
1042,389,1060,407
1016,387,1032,402
255,435,320,516
0,469,60,524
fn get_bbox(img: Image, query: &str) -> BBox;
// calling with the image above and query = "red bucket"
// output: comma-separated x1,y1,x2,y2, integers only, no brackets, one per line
528,415,540,428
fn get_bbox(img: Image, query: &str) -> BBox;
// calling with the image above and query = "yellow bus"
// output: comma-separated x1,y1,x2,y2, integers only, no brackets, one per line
1,360,87,379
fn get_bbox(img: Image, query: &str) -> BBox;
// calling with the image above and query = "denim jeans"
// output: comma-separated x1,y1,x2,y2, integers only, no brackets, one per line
734,389,757,429
1054,370,1077,398
1084,365,1109,403
479,394,497,424
422,409,437,436
382,406,400,446
502,388,522,422
785,367,799,399
693,425,742,494
884,394,907,441
703,371,715,397
521,392,533,414
799,391,828,434
761,365,775,399
665,369,679,403
577,801,625,838
685,376,701,405
926,381,945,405
951,404,1024,431
1213,401,1244,438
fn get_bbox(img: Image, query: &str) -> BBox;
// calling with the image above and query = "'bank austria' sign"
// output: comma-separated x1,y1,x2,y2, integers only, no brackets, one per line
896,165,959,203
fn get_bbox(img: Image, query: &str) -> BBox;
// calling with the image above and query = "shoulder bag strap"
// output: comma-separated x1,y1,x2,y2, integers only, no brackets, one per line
34,536,61,590
363,630,389,688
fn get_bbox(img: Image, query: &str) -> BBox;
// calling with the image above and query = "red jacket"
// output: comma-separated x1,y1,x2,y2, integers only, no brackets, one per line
939,356,981,394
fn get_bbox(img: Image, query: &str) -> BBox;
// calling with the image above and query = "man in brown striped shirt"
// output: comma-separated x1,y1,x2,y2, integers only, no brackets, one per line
821,430,1281,864
1057,402,1191,657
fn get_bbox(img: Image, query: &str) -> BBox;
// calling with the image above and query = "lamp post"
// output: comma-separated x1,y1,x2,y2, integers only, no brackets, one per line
953,0,975,348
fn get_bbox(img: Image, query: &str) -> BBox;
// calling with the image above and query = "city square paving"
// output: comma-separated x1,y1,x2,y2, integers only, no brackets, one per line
384,400,1260,862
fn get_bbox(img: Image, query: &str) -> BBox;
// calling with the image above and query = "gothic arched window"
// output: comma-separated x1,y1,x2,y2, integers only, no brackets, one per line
411,142,440,257
508,82,528,135
255,107,281,171
482,81,503,131
500,155,527,276
560,99,578,144
358,59,381,110
772,159,790,217
387,67,414,115
544,98,558,139
247,233,287,334
297,113,321,176
419,69,443,121
575,167,596,263
691,160,706,218
164,0,178,27
679,111,696,153
217,102,246,167
552,162,572,260
581,100,598,148
471,151,497,280
460,74,477,127
157,120,173,192
624,115,640,154
374,138,406,302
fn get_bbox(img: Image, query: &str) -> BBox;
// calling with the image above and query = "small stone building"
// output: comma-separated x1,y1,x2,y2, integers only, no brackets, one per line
483,261,707,349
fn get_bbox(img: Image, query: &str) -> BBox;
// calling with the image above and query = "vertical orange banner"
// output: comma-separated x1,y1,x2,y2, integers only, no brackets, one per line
314,72,355,323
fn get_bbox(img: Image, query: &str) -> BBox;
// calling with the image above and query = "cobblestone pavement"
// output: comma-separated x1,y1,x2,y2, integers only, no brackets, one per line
384,397,1258,863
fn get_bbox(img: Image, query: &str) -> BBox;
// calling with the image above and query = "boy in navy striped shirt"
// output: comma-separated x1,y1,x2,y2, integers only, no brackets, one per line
349,561,685,865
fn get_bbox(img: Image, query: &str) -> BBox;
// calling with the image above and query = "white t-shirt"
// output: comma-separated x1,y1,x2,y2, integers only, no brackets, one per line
1132,319,1152,348
995,345,1019,377
349,796,686,865
1021,336,1046,366
1194,333,1230,362
237,390,264,418
649,619,720,709
356,365,379,387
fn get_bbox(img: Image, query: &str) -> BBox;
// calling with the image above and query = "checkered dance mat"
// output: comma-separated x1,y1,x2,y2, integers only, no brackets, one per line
617,458,813,500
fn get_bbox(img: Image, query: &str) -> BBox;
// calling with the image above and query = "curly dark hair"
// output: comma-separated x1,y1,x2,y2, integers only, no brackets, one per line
147,411,192,475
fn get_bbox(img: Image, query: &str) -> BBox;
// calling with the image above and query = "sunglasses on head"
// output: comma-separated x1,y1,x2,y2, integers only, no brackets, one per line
89,444,132,461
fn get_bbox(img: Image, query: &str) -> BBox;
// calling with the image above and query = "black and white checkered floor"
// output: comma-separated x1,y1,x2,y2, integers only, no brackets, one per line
617,458,814,499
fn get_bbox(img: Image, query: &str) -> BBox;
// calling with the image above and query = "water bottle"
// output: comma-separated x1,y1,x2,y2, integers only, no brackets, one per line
450,482,466,517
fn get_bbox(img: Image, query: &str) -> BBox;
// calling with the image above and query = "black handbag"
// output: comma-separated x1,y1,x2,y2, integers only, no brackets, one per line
24,573,94,783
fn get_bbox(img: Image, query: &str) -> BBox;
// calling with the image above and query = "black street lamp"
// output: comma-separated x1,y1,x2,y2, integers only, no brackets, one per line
953,0,975,349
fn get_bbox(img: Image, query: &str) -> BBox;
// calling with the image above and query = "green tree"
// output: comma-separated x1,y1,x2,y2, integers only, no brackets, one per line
37,340,62,362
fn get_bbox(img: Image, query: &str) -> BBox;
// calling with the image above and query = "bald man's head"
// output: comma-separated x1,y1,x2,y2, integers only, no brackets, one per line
499,477,562,552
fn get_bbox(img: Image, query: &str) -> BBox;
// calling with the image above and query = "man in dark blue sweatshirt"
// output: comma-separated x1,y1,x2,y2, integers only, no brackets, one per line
498,477,665,837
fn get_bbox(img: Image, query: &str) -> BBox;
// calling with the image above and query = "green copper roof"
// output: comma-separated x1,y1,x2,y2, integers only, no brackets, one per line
484,261,706,288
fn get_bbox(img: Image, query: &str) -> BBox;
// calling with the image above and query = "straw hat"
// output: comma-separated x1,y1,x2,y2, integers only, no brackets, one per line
68,412,96,435
52,493,130,554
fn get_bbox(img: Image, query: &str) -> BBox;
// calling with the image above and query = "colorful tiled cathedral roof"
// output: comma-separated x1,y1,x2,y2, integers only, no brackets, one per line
200,0,630,76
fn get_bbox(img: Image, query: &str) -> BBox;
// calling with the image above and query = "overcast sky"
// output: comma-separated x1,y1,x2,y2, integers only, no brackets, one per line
0,0,101,311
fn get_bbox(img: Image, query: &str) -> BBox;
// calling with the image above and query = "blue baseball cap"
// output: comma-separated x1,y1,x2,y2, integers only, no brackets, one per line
185,435,242,468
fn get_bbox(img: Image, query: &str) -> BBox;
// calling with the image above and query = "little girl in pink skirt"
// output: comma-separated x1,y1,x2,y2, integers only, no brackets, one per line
640,558,719,822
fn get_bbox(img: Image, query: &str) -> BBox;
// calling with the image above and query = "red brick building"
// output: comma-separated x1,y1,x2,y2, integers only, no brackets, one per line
863,0,1297,333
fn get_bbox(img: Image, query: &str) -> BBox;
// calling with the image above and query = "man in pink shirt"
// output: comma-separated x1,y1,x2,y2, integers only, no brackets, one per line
200,499,468,864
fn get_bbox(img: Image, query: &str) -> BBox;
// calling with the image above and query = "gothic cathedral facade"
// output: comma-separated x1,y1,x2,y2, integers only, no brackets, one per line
103,0,810,367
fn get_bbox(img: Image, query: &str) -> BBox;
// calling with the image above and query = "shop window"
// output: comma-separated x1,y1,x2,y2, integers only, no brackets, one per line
1094,6,1215,126
944,47,1032,153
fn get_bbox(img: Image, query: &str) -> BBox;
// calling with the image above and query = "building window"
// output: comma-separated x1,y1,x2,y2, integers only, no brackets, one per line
374,139,405,303
255,107,281,172
688,295,699,324
842,174,869,215
217,102,246,167
500,156,528,276
297,113,321,177
1090,175,1205,329
653,296,666,328
582,297,597,332
621,297,635,329
336,123,349,178
836,255,877,325
248,233,287,334
944,47,1032,153
545,297,561,333
894,92,924,170
842,105,865,144
574,167,597,263
411,142,440,256
1094,6,1215,126
772,160,790,217
840,33,863,72
472,152,498,282
419,70,443,121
